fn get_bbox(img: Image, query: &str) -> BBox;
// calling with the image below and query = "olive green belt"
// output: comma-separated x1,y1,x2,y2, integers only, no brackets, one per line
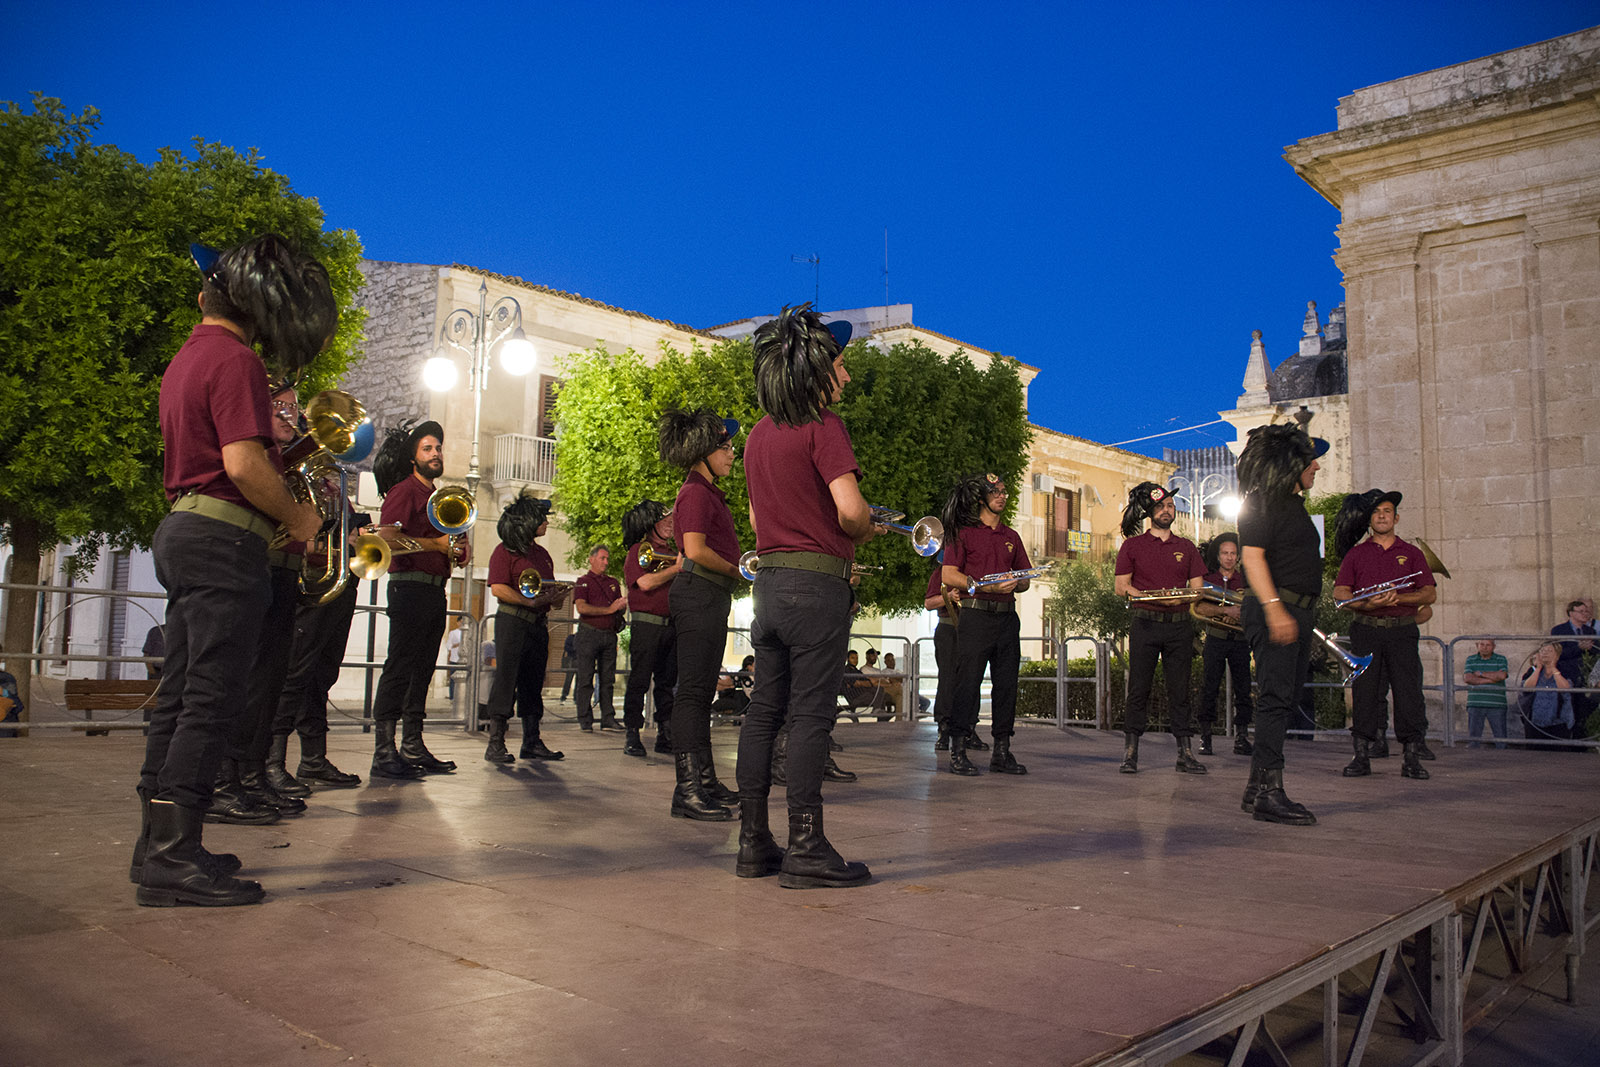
632,611,670,627
1244,588,1318,610
1131,608,1189,623
680,559,742,593
755,551,852,583
170,493,275,543
964,599,1016,614
389,572,447,587
499,604,546,624
266,549,303,572
1352,615,1419,630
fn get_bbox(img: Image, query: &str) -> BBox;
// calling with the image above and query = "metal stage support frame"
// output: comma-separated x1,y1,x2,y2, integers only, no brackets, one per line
1100,818,1600,1067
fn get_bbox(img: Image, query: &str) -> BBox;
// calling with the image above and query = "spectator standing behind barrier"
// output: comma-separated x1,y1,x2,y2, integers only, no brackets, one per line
1462,639,1509,750
1551,599,1597,731
559,631,577,703
445,621,464,701
1,650,23,738
1519,641,1575,746
142,626,166,680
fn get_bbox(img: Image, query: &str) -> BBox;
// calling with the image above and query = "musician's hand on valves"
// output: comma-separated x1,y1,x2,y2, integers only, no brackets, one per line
1266,601,1298,646
286,502,323,544
451,535,472,567
1366,589,1399,609
994,579,1019,595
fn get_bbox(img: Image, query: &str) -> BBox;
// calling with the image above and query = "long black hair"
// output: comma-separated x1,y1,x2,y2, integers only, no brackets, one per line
658,408,728,470
371,418,442,497
498,491,553,556
1201,532,1239,573
622,499,669,548
942,472,1000,534
1236,424,1315,501
200,233,337,375
752,303,844,426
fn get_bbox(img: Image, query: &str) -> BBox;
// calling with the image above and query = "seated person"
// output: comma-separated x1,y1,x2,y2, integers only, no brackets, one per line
881,652,931,714
711,655,754,715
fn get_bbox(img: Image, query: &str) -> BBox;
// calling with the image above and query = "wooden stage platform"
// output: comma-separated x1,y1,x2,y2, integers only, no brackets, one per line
1,722,1596,1066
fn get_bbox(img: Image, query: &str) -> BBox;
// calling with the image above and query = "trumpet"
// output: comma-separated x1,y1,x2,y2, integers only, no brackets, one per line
868,505,944,557
274,390,370,605
347,532,394,581
1313,627,1373,685
965,561,1058,596
851,563,884,575
738,550,761,581
1335,571,1423,609
635,544,680,572
1126,587,1204,604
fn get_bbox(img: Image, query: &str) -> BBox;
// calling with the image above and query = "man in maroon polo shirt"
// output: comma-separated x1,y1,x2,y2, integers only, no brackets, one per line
1114,482,1207,774
941,472,1032,776
621,500,681,757
369,420,467,778
1194,532,1253,756
572,544,626,732
1333,491,1437,780
134,235,330,908
482,492,565,763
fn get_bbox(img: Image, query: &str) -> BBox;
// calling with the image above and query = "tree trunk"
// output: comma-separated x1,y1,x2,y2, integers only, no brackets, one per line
4,518,42,716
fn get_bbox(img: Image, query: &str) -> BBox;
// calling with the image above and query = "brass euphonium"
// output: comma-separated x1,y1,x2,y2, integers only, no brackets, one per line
275,389,370,605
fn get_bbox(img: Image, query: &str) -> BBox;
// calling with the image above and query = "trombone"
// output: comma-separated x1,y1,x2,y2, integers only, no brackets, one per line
427,484,476,566
635,544,680,572
1313,627,1373,685
517,570,573,608
868,505,944,557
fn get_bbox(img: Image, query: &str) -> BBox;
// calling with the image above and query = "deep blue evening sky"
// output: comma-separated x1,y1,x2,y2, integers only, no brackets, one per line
5,2,1595,459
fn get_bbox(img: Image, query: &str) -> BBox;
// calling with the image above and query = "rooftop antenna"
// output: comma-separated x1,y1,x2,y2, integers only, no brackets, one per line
791,253,820,307
882,229,889,329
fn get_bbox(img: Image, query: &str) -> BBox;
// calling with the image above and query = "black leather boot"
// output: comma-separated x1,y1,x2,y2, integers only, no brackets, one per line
599,715,624,732
934,724,949,751
623,728,646,758
400,718,456,773
371,720,424,779
484,717,514,764
265,734,312,798
949,730,981,776
823,754,857,782
735,797,784,878
1175,736,1208,775
137,799,265,907
239,760,307,815
671,752,732,821
964,730,989,752
518,722,565,760
1240,766,1262,812
1413,740,1437,761
653,721,673,753
296,732,360,787
1342,734,1371,777
1401,741,1431,780
1120,732,1140,774
1252,768,1317,825
1369,732,1390,758
1197,728,1214,756
778,807,871,889
1233,727,1254,756
697,746,740,803
989,735,1027,775
206,759,281,824
770,726,789,786
131,793,242,883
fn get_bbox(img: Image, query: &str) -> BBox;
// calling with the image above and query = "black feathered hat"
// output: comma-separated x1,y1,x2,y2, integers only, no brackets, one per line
658,407,736,470
498,491,553,556
752,303,850,427
372,418,444,497
1201,532,1239,573
191,233,337,376
622,499,671,548
1236,424,1326,501
941,472,1004,534
1121,482,1171,539
1333,489,1402,561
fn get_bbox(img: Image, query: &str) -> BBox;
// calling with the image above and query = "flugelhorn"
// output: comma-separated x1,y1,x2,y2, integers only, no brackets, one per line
964,560,1058,596
868,505,944,557
1313,627,1373,685
635,544,679,572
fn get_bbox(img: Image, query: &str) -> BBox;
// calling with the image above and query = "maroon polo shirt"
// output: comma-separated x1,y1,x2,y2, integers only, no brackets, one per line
1336,536,1436,619
745,410,860,561
1116,530,1204,615
672,469,742,567
489,542,555,615
159,324,279,513
1204,569,1246,593
575,569,624,631
946,522,1031,603
380,473,449,576
926,566,955,621
625,540,673,617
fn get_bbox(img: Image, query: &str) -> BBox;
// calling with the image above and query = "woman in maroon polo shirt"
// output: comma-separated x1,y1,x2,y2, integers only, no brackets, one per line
660,408,745,821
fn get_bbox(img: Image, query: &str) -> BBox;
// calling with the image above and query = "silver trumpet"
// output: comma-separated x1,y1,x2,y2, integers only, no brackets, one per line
1313,627,1373,686
965,560,1058,596
1335,571,1424,609
738,550,761,581
868,505,944,557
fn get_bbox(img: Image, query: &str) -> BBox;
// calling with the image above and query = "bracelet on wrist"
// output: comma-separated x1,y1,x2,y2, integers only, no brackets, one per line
1264,597,1282,605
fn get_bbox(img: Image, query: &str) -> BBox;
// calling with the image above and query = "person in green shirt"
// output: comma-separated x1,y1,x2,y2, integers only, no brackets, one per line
1463,639,1509,749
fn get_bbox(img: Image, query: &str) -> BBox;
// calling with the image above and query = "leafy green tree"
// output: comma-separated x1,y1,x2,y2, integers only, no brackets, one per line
1042,557,1131,661
0,95,365,705
551,336,1032,615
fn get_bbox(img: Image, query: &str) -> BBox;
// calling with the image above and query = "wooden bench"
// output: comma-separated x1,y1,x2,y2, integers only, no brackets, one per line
64,679,160,735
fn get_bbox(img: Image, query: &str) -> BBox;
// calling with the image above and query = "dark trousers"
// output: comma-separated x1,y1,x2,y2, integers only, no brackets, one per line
735,567,852,813
1124,615,1196,737
228,564,301,763
1197,632,1253,732
486,612,548,728
273,576,360,739
372,581,447,724
1243,599,1313,773
949,607,1021,738
669,572,731,753
140,513,272,810
1350,621,1427,744
622,618,676,730
932,621,956,727
572,623,618,725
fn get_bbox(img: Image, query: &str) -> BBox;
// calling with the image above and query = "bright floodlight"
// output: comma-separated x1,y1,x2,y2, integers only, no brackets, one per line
498,329,536,377
1220,495,1243,521
423,355,459,392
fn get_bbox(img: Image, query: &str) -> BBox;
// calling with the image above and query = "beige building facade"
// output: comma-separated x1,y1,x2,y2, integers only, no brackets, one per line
1285,26,1600,637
